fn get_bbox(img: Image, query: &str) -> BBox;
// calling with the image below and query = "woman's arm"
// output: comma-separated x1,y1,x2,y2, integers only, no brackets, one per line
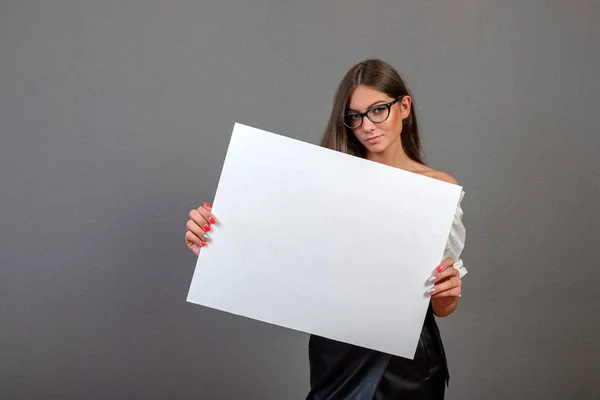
423,171,466,318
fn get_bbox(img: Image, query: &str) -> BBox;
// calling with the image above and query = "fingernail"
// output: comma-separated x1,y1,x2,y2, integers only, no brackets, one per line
202,233,211,241
436,264,444,272
428,276,436,283
200,240,207,247
426,287,436,294
209,216,216,224
204,202,212,210
203,224,211,232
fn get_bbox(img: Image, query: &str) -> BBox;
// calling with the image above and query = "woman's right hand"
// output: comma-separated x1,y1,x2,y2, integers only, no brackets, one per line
185,202,217,256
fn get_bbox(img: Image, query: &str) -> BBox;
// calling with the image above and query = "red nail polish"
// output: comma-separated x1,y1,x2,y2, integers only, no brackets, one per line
437,264,444,272
204,224,211,232
209,216,216,224
204,202,212,210
200,240,207,247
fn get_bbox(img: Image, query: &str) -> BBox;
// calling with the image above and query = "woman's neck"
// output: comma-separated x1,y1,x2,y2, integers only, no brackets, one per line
366,138,417,172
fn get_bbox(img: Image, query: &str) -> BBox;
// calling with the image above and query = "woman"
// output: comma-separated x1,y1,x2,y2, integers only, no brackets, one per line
184,59,466,399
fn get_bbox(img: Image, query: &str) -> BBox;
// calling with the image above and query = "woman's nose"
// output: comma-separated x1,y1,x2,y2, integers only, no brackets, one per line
362,116,376,131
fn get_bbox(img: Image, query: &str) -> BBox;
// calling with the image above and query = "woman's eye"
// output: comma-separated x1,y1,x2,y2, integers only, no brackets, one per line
372,106,386,114
348,114,361,120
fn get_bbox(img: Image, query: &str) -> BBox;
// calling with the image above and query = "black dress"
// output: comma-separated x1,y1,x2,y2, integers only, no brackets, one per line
306,304,448,400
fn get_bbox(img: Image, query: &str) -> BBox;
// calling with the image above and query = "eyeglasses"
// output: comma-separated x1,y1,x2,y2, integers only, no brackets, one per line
343,98,401,129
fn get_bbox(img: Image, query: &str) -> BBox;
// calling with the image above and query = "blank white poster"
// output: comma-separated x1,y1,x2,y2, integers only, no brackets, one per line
187,123,463,359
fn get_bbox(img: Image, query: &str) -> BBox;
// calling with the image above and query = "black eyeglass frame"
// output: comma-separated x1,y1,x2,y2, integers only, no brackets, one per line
343,97,403,129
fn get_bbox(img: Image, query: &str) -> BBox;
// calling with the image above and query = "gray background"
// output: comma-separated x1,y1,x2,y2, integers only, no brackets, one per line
1,0,599,399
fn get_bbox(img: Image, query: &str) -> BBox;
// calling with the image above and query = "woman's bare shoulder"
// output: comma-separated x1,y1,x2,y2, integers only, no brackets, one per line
415,165,459,185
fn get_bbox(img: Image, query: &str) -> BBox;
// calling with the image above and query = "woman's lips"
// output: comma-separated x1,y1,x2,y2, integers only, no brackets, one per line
365,135,383,143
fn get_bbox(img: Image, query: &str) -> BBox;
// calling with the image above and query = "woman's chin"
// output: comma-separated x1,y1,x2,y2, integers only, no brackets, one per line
363,141,387,153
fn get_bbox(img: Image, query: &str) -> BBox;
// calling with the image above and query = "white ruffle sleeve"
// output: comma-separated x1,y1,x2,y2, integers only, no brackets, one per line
443,191,467,278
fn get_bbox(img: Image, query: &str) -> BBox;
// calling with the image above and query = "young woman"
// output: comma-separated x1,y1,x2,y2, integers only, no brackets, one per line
185,59,467,399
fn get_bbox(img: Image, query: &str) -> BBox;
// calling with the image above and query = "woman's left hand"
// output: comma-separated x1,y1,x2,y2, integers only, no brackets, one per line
429,257,461,309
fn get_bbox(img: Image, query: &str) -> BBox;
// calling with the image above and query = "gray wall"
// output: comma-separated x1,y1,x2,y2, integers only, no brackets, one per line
1,1,599,399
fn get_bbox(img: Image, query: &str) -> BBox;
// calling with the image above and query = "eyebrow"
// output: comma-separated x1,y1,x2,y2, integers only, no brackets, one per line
346,100,388,113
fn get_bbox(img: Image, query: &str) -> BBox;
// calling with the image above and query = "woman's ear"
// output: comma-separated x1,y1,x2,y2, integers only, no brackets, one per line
400,96,412,120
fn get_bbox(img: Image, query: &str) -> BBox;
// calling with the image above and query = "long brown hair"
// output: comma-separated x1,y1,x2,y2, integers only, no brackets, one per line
320,59,424,163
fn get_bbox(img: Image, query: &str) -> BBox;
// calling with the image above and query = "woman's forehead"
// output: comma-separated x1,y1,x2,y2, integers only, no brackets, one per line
348,85,393,110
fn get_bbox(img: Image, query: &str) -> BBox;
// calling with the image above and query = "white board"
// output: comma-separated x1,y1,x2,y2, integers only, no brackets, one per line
187,123,462,359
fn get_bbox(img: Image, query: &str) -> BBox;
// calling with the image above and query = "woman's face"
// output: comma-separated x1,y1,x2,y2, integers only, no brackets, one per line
346,84,411,154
